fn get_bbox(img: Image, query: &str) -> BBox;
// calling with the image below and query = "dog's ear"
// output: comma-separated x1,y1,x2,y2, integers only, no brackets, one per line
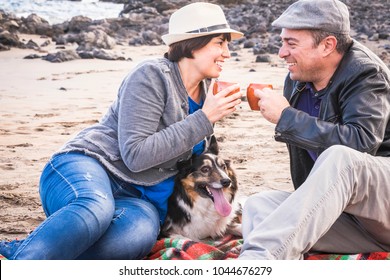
207,135,219,155
176,156,193,173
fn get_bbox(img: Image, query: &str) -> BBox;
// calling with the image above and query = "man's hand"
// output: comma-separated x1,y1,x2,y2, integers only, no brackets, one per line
256,88,290,124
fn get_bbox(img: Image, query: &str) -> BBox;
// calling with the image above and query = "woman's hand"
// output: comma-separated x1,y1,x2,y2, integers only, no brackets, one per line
202,80,242,123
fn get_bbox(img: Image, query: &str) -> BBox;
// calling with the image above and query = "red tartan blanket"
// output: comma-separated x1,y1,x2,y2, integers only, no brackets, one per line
1,235,389,260
146,235,390,260
306,252,390,260
146,235,242,260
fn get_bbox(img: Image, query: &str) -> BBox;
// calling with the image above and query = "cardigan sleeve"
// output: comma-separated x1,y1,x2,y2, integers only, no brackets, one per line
117,60,213,172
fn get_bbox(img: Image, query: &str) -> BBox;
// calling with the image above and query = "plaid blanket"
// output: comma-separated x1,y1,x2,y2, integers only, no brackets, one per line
1,235,389,260
146,235,390,260
146,235,242,260
306,252,390,260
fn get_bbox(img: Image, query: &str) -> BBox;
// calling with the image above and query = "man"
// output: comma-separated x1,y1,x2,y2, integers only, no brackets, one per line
239,0,390,260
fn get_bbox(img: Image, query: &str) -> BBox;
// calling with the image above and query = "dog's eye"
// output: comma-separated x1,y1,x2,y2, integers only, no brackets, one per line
201,166,210,173
218,162,227,170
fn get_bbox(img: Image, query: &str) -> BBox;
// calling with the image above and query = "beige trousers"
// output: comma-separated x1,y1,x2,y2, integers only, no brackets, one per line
239,145,390,260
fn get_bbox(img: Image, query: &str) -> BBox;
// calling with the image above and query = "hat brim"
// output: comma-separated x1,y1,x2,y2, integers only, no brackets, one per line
162,29,243,46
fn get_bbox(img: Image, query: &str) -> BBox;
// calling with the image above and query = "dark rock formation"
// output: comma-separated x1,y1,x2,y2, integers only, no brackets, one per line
0,0,388,65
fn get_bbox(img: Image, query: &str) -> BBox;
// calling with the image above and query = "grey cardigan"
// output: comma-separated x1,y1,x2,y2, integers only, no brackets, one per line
56,57,214,186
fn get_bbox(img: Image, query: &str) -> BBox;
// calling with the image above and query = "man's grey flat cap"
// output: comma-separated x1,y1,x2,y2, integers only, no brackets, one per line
272,0,350,34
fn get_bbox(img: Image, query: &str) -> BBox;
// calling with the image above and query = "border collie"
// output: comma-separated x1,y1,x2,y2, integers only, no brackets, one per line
160,136,242,241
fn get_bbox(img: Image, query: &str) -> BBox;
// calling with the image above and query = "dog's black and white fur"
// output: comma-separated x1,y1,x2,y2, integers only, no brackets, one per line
160,136,242,241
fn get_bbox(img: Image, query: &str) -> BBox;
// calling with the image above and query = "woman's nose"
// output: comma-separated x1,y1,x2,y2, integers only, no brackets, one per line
222,43,231,58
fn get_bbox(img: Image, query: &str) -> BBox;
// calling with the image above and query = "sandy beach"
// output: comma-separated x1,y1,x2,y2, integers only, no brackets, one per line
0,34,293,240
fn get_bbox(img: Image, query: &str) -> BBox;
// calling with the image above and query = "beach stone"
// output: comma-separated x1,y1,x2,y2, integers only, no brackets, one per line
0,43,10,51
243,40,255,48
0,31,24,48
67,16,93,33
4,20,19,32
255,54,272,63
24,53,41,59
40,39,51,47
80,29,116,50
25,39,40,50
20,14,52,36
42,49,80,62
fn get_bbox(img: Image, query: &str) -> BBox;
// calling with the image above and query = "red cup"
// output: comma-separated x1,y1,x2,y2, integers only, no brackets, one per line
246,83,273,111
213,80,240,96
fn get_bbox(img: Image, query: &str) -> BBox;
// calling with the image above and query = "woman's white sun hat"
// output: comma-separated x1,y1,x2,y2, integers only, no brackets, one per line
161,2,244,46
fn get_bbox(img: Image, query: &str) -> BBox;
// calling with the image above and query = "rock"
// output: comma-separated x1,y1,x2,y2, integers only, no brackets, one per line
0,43,11,51
0,30,24,48
24,53,41,59
25,39,40,50
40,39,51,47
255,54,272,63
20,14,52,36
77,48,126,60
67,16,93,33
243,40,255,48
42,49,80,63
80,29,116,50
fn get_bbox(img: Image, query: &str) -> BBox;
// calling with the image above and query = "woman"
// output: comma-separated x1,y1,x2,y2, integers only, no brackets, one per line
0,2,243,259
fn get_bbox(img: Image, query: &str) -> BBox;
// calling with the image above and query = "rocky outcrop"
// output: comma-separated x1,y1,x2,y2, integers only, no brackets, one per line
0,0,389,65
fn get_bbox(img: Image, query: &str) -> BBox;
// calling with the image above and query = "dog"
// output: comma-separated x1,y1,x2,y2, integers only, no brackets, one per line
160,136,242,241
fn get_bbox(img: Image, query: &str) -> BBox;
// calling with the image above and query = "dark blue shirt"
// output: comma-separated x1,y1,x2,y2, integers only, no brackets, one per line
295,83,322,161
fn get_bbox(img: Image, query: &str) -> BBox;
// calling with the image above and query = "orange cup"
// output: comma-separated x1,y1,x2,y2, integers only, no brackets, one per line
246,83,273,111
213,80,240,96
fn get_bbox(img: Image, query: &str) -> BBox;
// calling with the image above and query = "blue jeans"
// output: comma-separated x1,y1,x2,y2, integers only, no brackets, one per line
10,152,160,260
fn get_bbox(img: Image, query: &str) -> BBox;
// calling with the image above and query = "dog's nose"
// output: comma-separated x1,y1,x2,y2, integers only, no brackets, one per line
221,178,231,187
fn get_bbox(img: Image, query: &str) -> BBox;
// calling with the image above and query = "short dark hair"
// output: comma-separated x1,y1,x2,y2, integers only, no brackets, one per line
309,30,352,54
164,33,232,62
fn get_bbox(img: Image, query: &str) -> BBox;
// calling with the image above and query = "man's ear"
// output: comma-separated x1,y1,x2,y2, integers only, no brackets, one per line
322,36,338,57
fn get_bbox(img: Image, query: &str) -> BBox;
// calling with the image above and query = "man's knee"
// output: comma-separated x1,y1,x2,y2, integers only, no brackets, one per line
243,191,289,218
318,145,362,167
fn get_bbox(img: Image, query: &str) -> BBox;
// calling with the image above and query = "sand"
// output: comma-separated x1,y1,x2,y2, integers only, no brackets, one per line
0,34,292,240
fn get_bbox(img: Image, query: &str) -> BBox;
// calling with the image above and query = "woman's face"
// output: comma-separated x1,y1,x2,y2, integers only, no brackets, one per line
191,35,231,79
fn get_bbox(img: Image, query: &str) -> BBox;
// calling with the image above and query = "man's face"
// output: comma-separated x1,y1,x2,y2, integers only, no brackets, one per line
278,29,325,85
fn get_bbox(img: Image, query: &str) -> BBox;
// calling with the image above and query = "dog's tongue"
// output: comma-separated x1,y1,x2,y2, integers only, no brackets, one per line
209,187,232,217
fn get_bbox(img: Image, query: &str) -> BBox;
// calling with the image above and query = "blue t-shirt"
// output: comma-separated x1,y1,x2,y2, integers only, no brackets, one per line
131,96,205,224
